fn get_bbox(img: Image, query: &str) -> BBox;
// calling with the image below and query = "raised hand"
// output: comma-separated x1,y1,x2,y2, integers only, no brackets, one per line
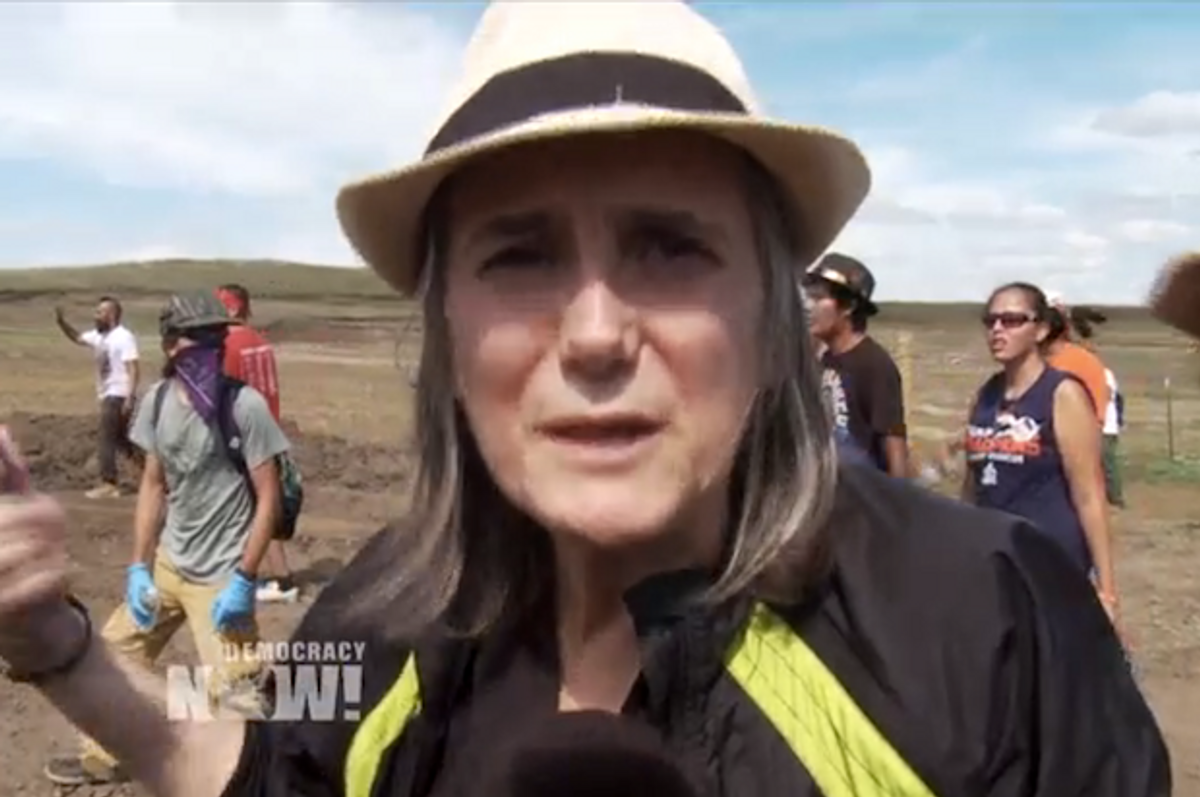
0,426,76,671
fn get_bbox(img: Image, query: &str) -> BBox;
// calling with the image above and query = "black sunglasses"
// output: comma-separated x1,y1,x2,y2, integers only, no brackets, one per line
981,311,1036,329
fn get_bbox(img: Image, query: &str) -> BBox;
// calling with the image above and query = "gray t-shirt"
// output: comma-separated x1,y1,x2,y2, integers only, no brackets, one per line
129,379,291,584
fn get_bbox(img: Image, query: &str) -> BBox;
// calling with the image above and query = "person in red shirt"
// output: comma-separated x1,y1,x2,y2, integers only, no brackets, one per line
215,284,298,603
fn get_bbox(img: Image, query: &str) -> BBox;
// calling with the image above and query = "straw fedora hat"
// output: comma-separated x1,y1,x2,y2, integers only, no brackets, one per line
334,0,872,297
1149,250,1200,339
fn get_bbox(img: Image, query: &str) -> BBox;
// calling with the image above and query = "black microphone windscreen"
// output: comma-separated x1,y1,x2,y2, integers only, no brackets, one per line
483,710,699,797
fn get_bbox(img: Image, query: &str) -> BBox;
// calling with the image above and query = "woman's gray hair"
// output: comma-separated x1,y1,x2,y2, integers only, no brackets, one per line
340,148,838,640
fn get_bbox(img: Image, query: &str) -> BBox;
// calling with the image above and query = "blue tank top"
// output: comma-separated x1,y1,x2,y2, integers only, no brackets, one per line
965,367,1092,573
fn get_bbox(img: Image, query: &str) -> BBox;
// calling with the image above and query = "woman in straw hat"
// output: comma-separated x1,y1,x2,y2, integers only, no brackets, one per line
0,3,1170,796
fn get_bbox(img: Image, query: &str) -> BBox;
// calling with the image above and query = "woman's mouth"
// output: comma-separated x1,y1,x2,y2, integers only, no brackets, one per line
541,415,664,445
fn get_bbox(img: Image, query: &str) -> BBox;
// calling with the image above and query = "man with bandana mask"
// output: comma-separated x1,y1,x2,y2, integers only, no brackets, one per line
43,291,292,787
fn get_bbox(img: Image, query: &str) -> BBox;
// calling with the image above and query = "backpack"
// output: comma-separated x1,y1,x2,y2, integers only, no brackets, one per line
151,377,304,540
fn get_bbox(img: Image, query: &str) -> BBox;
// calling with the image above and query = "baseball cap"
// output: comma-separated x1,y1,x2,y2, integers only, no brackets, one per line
159,290,235,337
803,252,879,316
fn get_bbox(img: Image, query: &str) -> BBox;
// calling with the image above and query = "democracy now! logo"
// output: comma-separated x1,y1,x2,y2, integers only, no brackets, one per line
167,641,367,722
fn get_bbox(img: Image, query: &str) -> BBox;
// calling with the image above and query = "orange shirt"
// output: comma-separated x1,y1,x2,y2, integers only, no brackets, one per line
224,324,281,422
1047,342,1108,425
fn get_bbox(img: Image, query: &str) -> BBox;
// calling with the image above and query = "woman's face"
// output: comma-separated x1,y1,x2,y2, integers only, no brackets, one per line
442,131,763,551
984,289,1046,363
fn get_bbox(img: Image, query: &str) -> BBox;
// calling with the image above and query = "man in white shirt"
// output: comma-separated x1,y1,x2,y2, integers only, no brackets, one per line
1102,367,1125,508
54,296,142,498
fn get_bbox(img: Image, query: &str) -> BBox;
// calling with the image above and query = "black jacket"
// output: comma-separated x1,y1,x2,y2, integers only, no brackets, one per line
224,465,1171,796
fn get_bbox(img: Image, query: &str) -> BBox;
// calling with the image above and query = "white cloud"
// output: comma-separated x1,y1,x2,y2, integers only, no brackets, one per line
1051,91,1200,164
0,1,464,261
1092,90,1200,139
111,244,189,264
1062,229,1109,253
826,88,1200,302
0,3,464,193
829,143,1098,300
828,137,1197,302
1114,218,1192,244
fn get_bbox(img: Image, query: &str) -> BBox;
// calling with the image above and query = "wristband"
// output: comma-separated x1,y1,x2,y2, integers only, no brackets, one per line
2,595,93,685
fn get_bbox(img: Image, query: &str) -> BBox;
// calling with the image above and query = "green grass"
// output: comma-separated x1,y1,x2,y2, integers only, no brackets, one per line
1127,454,1200,485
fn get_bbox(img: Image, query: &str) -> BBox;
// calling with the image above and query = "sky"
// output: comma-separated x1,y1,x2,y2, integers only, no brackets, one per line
0,1,1197,304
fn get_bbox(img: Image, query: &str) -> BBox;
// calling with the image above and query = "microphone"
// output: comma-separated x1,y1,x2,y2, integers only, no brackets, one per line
483,710,700,797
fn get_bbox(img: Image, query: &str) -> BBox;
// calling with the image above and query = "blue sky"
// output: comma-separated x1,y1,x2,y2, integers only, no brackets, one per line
0,2,1197,303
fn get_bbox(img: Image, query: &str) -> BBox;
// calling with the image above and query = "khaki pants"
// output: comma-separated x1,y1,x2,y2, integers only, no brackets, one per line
79,557,263,770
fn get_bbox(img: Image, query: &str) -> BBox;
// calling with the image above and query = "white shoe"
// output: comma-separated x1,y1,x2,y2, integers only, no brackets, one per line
256,579,300,603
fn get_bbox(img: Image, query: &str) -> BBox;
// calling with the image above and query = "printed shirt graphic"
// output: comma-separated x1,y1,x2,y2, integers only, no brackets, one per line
79,325,139,399
822,366,874,469
965,367,1092,573
822,366,852,437
224,324,282,422
819,336,905,472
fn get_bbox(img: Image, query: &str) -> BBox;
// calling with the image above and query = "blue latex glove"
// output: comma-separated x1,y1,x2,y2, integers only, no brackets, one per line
211,570,257,633
126,563,158,630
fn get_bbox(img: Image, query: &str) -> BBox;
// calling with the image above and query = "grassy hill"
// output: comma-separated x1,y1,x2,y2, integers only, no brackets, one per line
0,259,1162,326
0,259,394,302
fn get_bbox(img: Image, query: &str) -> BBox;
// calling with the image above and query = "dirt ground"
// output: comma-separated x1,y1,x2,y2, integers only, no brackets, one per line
0,285,1197,795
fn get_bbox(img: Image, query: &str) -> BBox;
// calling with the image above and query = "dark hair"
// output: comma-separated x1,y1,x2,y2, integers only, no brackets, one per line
98,295,123,322
1068,306,1107,340
218,283,251,319
986,282,1049,322
846,301,870,333
808,278,870,332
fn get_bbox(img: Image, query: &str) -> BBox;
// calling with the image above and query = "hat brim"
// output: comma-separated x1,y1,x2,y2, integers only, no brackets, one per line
802,266,879,316
335,107,871,297
1149,251,1200,339
162,316,234,332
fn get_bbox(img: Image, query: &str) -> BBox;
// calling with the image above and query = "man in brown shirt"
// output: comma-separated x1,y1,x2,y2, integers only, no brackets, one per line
802,254,910,477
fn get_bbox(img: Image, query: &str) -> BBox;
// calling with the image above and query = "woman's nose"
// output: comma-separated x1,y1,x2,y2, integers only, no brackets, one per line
558,279,637,382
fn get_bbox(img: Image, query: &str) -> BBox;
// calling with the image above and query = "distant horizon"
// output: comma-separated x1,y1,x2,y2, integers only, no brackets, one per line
0,257,1165,313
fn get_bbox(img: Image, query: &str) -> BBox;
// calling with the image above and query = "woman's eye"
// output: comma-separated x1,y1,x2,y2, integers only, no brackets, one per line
631,230,712,263
480,245,549,273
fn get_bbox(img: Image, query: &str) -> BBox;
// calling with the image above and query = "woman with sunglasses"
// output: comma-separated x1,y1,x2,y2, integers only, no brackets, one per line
962,282,1119,627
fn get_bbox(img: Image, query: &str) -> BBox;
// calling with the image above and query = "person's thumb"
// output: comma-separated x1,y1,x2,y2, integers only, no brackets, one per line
0,426,31,496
